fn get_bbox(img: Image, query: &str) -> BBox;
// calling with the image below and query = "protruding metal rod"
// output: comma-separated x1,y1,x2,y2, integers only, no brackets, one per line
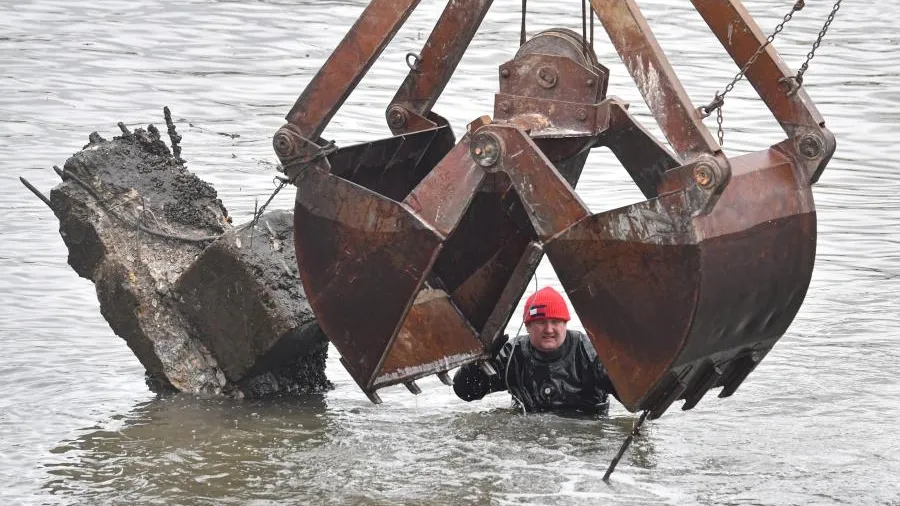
250,198,258,248
603,410,649,481
520,0,527,46
19,177,53,210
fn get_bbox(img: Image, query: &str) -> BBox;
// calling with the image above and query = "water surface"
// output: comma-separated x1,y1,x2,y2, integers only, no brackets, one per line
1,1,898,504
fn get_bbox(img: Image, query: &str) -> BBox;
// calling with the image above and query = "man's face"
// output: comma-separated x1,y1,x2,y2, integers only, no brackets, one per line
526,318,567,352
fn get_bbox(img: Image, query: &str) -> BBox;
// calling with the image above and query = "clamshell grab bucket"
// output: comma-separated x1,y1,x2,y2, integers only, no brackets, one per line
274,0,835,413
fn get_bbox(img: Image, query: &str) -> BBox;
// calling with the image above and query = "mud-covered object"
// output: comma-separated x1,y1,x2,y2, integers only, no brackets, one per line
175,209,316,382
453,331,616,414
48,118,330,397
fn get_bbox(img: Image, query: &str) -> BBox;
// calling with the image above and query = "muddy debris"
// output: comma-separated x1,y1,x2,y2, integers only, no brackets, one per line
37,109,331,398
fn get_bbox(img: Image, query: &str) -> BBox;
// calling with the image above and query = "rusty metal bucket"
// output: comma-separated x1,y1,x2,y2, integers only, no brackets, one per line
546,149,816,417
292,137,593,402
290,30,607,402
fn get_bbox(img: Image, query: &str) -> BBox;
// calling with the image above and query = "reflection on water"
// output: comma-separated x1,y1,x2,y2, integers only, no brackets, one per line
2,0,900,504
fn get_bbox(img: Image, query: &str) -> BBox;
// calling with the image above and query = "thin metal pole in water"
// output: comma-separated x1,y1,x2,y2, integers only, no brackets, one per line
250,198,258,248
603,410,649,481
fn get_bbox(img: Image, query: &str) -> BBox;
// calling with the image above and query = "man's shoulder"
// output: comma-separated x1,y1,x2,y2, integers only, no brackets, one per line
497,334,528,361
567,330,598,360
502,334,529,356
510,334,530,346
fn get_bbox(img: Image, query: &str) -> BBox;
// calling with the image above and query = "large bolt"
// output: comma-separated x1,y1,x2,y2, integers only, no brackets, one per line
693,163,718,189
273,128,296,158
575,108,588,121
536,66,558,89
501,68,510,78
387,106,408,129
470,131,502,169
798,134,823,159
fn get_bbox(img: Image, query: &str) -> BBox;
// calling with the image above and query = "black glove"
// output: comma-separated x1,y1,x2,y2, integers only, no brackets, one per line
490,333,510,358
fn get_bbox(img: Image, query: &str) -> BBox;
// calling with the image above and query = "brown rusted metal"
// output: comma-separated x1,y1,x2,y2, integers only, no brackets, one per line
590,0,720,160
286,27,607,400
690,0,836,183
476,242,544,349
545,147,816,415
388,0,494,134
494,94,611,138
293,135,498,395
285,0,422,137
596,98,681,198
497,54,604,106
472,124,591,241
278,0,834,415
439,122,818,417
293,179,441,390
494,28,609,140
589,0,734,214
326,125,454,201
403,135,487,238
375,288,485,389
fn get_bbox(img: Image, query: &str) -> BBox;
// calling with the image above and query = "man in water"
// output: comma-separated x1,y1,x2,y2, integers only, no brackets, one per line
453,286,617,415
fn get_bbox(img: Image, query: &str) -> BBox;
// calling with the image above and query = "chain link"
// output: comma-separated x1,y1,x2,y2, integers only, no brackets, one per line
700,1,805,145
247,140,338,230
716,107,724,146
782,0,842,95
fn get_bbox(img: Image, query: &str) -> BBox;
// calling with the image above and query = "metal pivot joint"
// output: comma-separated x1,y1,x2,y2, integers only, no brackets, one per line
470,130,502,168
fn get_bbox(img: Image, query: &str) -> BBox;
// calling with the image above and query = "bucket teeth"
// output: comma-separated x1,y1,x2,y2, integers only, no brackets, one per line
681,360,724,411
366,391,383,405
719,351,762,399
404,381,422,395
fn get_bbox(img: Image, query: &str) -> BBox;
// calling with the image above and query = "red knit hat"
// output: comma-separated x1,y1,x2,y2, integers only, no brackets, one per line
523,286,571,324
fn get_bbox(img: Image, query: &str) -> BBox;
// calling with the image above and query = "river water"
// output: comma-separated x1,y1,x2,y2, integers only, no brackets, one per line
1,0,898,504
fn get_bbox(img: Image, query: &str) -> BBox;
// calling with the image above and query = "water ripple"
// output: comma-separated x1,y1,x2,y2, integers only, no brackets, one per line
2,0,899,504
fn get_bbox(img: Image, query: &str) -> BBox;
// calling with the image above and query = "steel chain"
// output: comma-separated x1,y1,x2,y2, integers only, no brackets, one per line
716,107,724,146
783,0,842,95
700,1,805,145
248,140,338,230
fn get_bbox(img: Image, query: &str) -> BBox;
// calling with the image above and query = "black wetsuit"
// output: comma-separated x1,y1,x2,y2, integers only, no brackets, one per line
453,330,616,415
